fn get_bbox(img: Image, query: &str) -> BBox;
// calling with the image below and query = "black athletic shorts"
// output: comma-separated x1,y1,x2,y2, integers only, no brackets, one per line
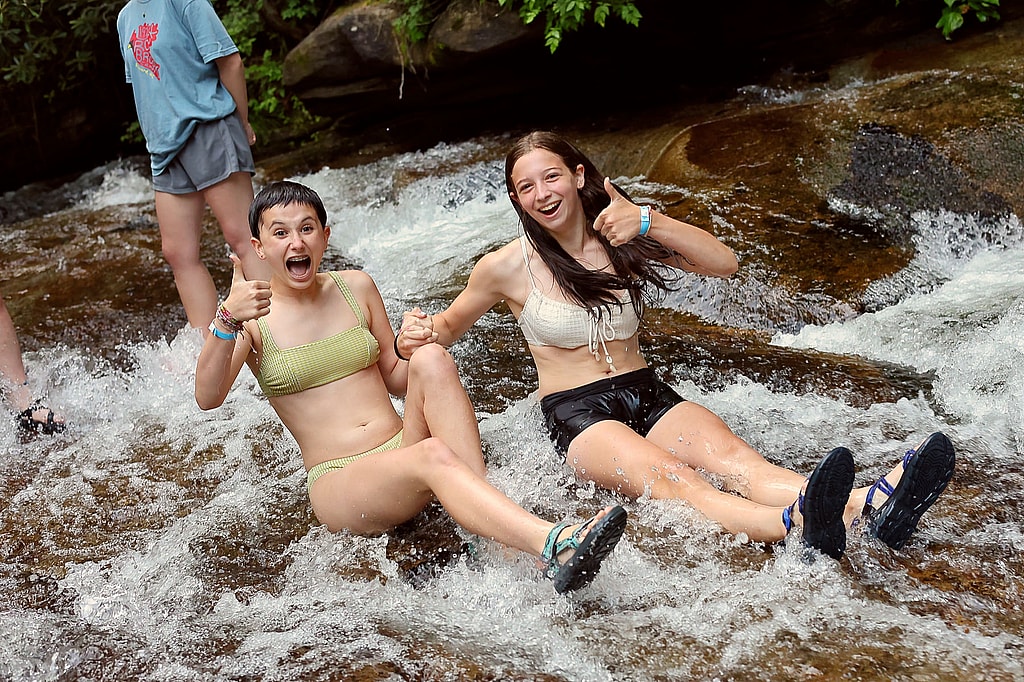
540,367,685,458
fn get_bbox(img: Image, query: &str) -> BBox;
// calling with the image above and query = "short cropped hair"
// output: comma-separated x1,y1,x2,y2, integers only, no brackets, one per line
248,180,328,238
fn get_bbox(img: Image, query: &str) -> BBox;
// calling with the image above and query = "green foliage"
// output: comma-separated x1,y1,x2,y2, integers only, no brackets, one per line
279,0,321,21
934,0,1001,39
0,0,122,96
390,0,644,54
121,120,144,146
219,0,267,55
494,0,641,52
216,0,326,140
394,0,448,45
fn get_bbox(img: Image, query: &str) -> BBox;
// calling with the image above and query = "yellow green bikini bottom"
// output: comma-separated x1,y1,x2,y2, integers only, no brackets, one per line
306,429,404,490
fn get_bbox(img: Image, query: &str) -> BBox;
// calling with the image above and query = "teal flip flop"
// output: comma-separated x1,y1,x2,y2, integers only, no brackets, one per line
542,505,627,594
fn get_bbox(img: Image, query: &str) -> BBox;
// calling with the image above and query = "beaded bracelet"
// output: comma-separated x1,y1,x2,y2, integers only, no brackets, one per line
216,303,243,333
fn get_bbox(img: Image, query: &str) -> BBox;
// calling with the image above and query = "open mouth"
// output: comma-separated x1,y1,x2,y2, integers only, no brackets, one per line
286,255,312,277
539,200,560,216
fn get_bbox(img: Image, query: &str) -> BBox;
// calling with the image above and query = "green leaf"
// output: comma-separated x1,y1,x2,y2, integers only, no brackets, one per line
937,8,964,38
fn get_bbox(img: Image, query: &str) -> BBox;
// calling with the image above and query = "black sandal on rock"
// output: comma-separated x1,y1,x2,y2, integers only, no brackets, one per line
17,398,66,435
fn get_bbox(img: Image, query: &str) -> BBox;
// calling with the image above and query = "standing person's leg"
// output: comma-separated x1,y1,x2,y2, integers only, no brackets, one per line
0,298,64,432
154,190,216,329
199,112,269,282
204,171,270,282
156,115,267,330
0,298,28,391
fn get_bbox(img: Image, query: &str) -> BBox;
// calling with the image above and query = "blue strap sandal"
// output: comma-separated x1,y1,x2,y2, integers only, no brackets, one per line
863,432,955,550
784,447,855,561
542,505,627,594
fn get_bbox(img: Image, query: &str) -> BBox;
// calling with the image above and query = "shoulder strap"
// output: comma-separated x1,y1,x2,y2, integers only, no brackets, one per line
520,236,538,290
328,271,367,328
254,316,277,360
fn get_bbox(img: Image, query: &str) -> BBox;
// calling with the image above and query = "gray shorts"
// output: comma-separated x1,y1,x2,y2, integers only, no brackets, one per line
153,114,255,194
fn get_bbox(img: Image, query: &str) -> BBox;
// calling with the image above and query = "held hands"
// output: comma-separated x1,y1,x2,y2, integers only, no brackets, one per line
222,252,271,324
593,177,649,247
396,307,438,359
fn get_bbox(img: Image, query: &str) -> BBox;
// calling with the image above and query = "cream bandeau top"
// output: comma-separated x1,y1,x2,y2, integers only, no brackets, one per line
517,237,639,370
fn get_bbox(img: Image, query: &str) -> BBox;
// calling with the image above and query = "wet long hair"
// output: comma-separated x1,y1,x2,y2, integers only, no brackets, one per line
249,180,328,238
504,131,681,318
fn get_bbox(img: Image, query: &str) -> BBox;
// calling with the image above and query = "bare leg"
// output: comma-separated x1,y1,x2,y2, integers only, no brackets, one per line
0,298,63,428
310,436,618,561
400,342,487,477
203,172,270,282
154,190,216,329
0,298,30,410
308,344,625,587
567,419,791,542
647,401,897,529
647,402,805,506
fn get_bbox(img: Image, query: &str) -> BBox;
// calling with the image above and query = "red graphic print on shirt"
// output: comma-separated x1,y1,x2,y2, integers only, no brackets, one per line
130,22,160,80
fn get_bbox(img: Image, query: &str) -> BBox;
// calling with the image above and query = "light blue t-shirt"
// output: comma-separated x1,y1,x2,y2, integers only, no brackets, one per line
117,0,240,174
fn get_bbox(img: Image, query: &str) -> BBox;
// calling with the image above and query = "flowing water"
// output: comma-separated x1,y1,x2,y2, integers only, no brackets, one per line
2,24,1024,682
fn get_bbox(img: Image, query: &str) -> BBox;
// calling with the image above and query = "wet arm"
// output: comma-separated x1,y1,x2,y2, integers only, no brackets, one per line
195,328,253,409
196,254,271,408
429,252,508,346
596,178,738,278
354,271,410,397
644,208,738,278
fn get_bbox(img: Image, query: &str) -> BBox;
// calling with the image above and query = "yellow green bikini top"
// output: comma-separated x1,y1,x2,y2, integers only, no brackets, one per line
255,271,380,397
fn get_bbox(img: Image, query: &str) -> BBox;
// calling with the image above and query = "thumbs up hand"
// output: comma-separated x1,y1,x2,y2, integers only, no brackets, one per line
593,177,648,247
221,251,272,323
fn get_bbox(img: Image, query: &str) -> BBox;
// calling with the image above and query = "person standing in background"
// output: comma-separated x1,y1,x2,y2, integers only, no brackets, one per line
0,297,65,434
117,0,271,332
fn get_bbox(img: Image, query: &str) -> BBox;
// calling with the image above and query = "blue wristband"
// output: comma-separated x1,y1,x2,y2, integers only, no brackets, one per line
639,205,651,236
208,322,237,340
